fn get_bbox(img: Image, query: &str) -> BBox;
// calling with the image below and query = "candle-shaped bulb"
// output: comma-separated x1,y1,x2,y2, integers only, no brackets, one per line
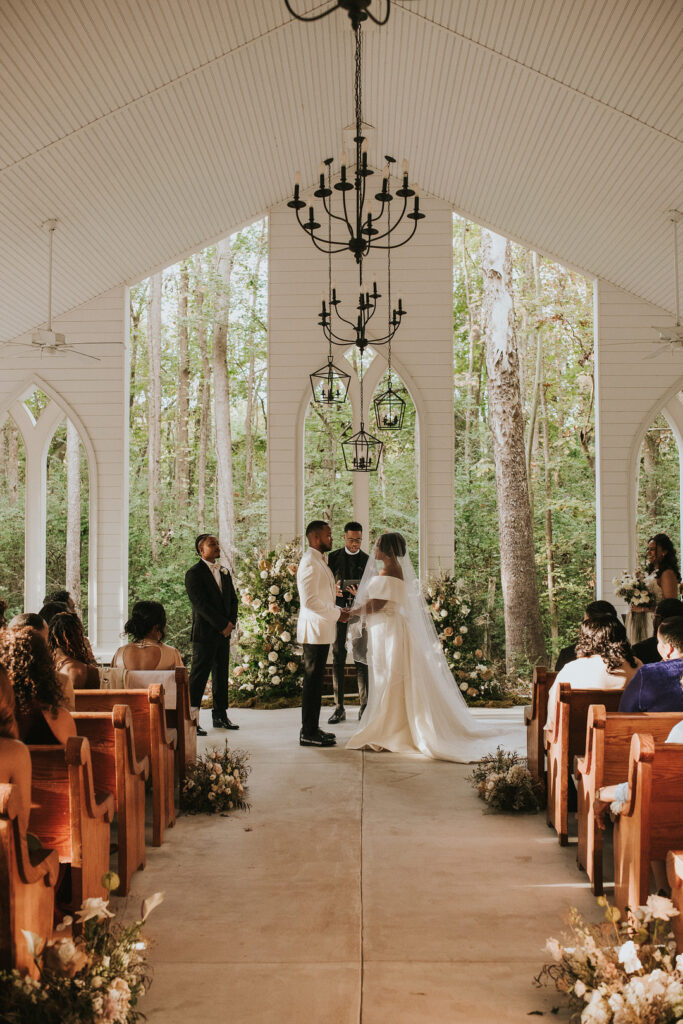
319,162,326,177
340,150,348,167
383,163,390,179
361,138,368,153
294,171,302,186
402,158,409,175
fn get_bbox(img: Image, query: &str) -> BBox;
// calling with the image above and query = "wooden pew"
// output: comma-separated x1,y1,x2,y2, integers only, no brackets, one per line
71,705,149,896
524,666,555,786
0,783,59,977
576,706,683,894
123,667,197,787
74,685,176,846
613,734,683,913
545,684,622,845
27,736,114,911
666,850,683,953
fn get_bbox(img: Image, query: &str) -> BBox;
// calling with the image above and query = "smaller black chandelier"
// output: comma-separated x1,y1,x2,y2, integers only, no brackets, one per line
310,356,351,405
342,423,383,472
374,377,406,430
320,284,405,352
284,0,391,30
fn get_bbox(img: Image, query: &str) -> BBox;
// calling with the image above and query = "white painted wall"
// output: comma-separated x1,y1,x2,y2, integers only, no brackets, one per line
595,279,683,608
0,287,129,658
267,191,455,577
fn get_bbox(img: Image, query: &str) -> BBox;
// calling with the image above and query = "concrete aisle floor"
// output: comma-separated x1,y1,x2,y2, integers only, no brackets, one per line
115,706,599,1024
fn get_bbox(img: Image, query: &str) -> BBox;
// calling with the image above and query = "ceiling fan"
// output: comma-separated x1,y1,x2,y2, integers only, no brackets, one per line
1,220,100,362
645,211,683,359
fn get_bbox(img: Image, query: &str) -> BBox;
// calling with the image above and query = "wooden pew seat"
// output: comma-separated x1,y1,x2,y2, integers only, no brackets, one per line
545,684,622,845
74,685,176,846
576,706,683,894
72,705,149,896
122,667,197,787
0,782,59,977
524,666,555,788
613,734,683,913
27,736,114,911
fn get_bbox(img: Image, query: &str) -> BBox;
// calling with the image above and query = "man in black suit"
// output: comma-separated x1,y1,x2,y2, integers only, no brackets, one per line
554,599,618,672
327,521,370,723
185,534,239,736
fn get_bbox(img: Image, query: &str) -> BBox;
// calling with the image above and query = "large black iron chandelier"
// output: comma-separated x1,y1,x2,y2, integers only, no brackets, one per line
284,0,391,30
287,25,424,264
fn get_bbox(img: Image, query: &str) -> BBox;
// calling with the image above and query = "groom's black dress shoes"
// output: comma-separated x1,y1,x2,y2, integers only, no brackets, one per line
196,724,207,737
300,729,336,747
328,706,345,724
213,715,239,730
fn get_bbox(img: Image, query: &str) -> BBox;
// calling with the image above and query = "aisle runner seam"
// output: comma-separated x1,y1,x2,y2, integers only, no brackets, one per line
359,749,366,1023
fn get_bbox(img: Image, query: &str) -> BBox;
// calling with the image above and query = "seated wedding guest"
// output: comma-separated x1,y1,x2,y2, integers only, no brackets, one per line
631,598,683,665
554,600,619,672
0,661,31,833
38,600,69,626
618,617,683,713
111,600,183,671
43,589,76,614
0,627,76,742
8,612,49,641
545,616,640,734
48,612,99,695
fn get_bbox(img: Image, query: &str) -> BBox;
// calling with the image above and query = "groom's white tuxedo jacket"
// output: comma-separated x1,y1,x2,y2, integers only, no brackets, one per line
296,547,341,646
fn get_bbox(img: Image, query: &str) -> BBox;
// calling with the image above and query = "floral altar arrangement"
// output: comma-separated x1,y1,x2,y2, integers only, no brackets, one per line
612,568,654,609
181,741,251,814
537,894,683,1023
424,572,504,703
0,874,163,1023
230,541,303,704
469,747,544,812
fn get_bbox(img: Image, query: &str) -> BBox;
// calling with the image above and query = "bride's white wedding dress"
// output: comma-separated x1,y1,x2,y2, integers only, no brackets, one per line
346,571,522,763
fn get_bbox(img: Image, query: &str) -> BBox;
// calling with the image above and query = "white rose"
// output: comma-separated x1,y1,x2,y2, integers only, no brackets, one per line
459,682,468,691
460,626,468,634
268,666,276,675
453,652,460,660
272,676,281,684
269,585,280,595
280,631,291,643
462,606,470,615
440,609,448,618
574,979,586,997
268,651,278,662
642,893,679,922
618,940,642,974
284,592,293,602
253,599,262,608
260,570,268,579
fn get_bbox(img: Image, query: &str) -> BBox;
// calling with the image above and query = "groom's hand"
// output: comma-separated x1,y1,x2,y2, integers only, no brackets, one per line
339,609,351,623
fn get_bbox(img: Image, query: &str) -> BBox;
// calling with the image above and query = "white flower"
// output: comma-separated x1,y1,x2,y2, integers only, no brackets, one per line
545,937,563,962
641,893,679,922
253,599,262,608
21,931,43,958
440,609,448,618
287,661,298,671
75,897,114,924
676,953,683,973
581,989,610,1024
272,675,281,685
260,570,268,579
459,682,468,691
269,585,280,595
618,939,642,974
460,625,468,634
462,606,470,615
574,979,586,997
268,651,278,662
284,592,293,602
280,631,291,643
141,891,165,921
268,665,276,674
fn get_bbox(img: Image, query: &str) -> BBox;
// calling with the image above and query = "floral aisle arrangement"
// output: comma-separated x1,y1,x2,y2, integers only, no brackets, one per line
612,569,654,609
230,541,303,704
537,894,683,1023
181,742,251,814
423,572,504,703
469,747,544,812
0,876,163,1024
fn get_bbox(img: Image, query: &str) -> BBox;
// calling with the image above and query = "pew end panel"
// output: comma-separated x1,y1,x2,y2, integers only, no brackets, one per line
0,783,59,977
525,667,554,787
666,850,683,953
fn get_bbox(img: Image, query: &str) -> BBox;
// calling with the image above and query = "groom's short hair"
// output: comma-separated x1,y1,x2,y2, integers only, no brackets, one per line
306,520,328,538
344,521,362,533
195,533,211,554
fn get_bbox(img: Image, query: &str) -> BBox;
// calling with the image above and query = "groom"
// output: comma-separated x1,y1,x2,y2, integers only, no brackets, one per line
297,520,350,747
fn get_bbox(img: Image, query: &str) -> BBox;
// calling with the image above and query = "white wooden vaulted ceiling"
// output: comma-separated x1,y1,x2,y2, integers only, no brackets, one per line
0,0,681,344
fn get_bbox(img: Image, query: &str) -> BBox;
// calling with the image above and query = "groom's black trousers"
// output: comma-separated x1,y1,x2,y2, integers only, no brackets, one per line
189,635,230,717
301,643,329,736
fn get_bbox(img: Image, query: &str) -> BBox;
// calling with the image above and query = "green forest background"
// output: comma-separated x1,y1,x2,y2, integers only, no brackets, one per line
0,215,679,668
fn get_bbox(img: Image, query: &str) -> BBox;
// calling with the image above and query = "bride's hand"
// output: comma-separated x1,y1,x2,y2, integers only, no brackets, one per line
346,585,358,598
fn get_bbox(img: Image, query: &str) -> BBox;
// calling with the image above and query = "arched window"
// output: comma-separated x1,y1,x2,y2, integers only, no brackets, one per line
0,415,26,618
46,419,90,624
303,397,354,536
636,411,681,560
369,373,419,569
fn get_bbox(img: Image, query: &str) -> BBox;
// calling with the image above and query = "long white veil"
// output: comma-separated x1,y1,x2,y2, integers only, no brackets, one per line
346,534,522,761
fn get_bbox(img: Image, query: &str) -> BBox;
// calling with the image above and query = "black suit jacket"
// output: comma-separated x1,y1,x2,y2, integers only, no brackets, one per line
185,560,239,644
328,547,369,608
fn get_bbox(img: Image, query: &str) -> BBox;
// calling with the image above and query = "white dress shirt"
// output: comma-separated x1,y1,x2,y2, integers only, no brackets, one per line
202,557,222,589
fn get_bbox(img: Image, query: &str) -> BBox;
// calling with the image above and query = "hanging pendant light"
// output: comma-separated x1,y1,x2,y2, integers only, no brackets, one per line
342,422,383,472
310,353,351,404
374,377,406,429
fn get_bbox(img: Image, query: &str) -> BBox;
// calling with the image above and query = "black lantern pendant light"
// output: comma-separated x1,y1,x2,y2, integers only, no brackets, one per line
374,377,405,429
287,24,424,264
310,348,351,405
341,349,383,471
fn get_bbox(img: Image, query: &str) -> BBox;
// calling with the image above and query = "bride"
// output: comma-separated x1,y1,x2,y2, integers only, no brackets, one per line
345,532,522,763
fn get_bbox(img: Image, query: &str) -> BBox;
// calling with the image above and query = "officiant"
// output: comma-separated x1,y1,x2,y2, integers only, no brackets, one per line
327,522,369,723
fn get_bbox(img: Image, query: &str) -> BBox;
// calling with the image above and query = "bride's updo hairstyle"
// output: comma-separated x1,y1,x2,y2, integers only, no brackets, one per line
377,532,407,559
574,614,637,672
124,601,167,642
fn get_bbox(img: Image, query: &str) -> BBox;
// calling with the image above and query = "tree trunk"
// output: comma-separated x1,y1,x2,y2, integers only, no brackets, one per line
65,419,82,614
482,229,546,670
212,239,236,569
7,421,18,506
244,220,267,502
147,273,163,561
642,432,658,522
461,222,479,472
194,256,211,526
540,378,559,653
175,261,191,509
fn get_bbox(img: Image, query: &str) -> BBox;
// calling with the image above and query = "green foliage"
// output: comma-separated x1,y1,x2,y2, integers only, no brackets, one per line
469,747,544,813
181,741,250,814
229,542,303,704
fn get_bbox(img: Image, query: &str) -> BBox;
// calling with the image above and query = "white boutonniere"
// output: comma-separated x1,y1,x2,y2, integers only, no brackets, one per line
220,566,229,576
